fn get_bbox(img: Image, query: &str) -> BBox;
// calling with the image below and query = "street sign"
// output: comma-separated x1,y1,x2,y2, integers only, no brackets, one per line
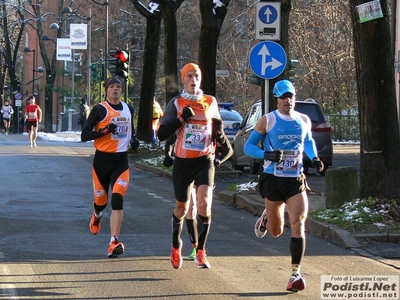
216,70,230,77
14,92,22,100
356,0,383,23
256,2,281,40
249,41,287,80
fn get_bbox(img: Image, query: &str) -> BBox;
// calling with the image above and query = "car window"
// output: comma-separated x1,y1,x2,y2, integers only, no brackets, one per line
244,103,261,128
295,103,324,123
219,110,243,122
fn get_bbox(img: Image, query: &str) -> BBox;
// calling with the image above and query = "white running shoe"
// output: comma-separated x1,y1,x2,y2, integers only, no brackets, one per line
286,272,306,292
254,209,268,238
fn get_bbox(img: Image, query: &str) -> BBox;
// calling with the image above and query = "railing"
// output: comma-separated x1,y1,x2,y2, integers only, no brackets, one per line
326,114,360,141
60,111,81,132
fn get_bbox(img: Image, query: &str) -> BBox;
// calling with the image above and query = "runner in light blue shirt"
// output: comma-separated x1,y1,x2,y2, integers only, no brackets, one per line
244,80,324,293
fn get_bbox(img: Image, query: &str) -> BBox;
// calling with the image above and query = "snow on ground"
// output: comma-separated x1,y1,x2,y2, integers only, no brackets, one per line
34,131,85,143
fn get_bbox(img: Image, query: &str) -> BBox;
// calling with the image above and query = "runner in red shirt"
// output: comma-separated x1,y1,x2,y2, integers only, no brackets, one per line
25,95,42,147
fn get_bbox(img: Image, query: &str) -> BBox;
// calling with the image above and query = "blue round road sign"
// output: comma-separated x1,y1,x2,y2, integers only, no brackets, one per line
249,41,287,80
14,92,22,100
258,5,278,24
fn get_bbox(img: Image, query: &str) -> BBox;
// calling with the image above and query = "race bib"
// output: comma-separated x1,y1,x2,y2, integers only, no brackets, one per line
182,124,209,151
274,150,301,177
111,117,129,139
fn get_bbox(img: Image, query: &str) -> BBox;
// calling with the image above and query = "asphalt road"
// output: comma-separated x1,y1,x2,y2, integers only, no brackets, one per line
1,135,397,300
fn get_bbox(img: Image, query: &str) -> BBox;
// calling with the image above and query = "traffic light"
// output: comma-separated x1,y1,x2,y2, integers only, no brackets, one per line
108,50,117,75
251,72,262,86
114,50,129,79
288,59,299,82
90,63,99,82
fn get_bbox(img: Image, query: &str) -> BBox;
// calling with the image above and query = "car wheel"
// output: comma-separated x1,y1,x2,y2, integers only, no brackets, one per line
249,158,261,174
232,154,244,171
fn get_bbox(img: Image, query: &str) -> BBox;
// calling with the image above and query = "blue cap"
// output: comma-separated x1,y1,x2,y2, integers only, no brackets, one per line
273,80,296,97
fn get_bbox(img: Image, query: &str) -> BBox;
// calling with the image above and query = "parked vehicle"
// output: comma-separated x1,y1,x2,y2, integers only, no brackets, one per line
218,103,243,141
231,98,333,175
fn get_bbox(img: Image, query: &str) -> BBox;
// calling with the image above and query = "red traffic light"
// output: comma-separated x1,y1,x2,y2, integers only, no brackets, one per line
114,50,129,62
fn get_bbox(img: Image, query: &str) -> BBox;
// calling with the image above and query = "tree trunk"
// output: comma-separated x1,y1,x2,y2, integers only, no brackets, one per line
198,0,230,96
349,0,400,199
268,0,291,111
160,0,185,104
137,17,162,142
130,0,163,142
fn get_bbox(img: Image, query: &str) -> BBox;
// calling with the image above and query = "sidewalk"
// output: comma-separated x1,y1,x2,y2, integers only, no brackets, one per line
134,161,400,270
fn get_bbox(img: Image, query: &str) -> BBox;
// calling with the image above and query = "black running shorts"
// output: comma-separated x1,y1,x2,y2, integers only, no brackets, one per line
172,155,215,202
258,173,308,202
27,120,38,129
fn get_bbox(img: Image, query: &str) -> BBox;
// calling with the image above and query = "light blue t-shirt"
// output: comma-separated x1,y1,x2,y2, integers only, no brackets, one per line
244,110,318,177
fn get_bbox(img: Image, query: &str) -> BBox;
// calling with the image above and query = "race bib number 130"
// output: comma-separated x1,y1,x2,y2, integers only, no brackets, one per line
274,152,301,177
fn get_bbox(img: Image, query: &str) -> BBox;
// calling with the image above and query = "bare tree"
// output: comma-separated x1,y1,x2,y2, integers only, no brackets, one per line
0,0,26,131
130,0,162,142
349,0,400,199
198,0,230,96
290,0,356,112
159,0,185,103
23,1,68,133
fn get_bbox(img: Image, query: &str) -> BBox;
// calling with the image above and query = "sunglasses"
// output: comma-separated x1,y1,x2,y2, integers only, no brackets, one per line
278,93,294,99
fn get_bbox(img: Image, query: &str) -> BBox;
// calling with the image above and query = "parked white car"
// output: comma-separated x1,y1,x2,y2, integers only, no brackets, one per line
218,103,243,141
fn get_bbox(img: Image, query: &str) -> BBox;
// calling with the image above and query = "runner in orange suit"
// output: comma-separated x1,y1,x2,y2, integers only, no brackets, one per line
158,63,232,269
81,77,140,258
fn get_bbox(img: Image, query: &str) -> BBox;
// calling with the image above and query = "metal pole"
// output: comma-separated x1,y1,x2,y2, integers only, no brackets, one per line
124,43,129,102
104,0,109,81
87,9,92,106
32,49,36,94
71,49,75,109
100,57,103,102
265,79,269,114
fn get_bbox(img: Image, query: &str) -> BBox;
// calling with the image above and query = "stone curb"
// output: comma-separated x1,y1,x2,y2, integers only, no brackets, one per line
134,161,172,179
218,190,361,249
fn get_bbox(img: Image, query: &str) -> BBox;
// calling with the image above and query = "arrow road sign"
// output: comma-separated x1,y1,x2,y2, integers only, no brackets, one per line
256,2,281,40
258,4,278,24
249,41,287,80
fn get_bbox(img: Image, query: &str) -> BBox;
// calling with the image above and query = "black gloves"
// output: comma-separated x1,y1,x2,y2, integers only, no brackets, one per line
163,156,174,167
312,157,324,172
264,150,283,163
130,137,140,150
212,118,223,141
98,123,117,135
181,106,195,121
214,158,221,167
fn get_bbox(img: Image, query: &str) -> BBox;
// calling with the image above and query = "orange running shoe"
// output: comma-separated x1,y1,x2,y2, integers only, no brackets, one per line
170,243,183,269
108,237,124,258
194,249,211,269
89,212,102,235
286,273,306,292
